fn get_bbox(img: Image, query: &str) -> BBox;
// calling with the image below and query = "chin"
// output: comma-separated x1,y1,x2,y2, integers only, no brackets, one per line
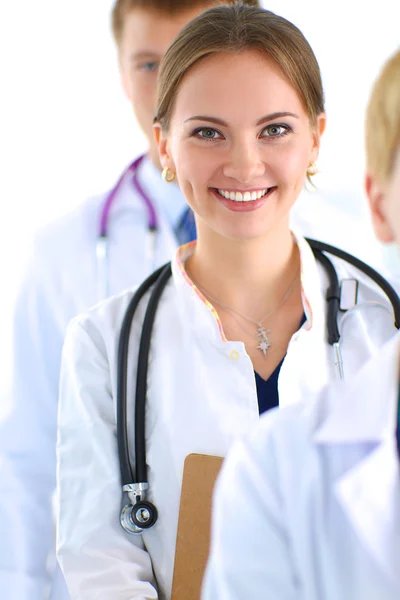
216,224,273,242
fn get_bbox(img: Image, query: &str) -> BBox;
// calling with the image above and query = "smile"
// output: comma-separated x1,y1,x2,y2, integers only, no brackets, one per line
216,187,276,202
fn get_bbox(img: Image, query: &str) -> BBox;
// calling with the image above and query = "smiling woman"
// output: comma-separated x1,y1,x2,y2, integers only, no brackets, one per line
153,8,326,379
56,4,397,600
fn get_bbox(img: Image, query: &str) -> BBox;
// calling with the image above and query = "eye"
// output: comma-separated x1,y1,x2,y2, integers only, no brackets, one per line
193,127,224,141
261,124,291,138
137,61,159,73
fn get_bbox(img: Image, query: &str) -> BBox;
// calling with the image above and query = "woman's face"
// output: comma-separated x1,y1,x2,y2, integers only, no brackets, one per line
156,49,325,241
384,149,400,245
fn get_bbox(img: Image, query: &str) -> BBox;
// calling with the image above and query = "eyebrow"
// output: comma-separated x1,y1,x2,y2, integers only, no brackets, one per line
129,51,161,62
184,112,300,126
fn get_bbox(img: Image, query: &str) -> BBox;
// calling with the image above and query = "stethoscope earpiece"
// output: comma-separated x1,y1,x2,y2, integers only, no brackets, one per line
120,500,158,534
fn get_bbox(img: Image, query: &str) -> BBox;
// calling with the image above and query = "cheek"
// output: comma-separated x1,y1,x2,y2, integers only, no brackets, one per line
277,144,309,180
386,199,400,241
130,79,157,131
171,141,212,183
385,161,400,237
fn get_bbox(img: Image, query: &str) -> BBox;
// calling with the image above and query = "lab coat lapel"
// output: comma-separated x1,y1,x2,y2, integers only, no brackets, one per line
336,436,400,589
316,334,400,588
279,234,332,407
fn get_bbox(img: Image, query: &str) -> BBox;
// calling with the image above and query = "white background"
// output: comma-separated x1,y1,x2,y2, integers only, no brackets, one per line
0,0,399,409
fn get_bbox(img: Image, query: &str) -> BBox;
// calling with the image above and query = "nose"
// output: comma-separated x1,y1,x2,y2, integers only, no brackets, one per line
223,138,265,184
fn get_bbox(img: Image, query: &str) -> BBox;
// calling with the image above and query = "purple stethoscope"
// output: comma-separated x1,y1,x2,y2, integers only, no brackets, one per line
96,154,158,299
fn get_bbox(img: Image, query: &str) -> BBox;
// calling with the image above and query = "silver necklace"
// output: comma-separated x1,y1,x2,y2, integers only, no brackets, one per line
192,272,300,357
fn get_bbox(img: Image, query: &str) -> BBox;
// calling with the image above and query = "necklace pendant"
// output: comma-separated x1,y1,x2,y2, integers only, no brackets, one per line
256,325,271,357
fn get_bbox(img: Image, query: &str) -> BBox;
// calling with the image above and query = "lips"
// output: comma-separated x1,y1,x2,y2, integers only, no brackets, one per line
211,186,277,213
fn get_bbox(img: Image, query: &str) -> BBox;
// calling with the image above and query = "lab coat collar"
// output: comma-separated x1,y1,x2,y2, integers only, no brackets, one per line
313,332,400,444
137,154,188,230
169,231,327,349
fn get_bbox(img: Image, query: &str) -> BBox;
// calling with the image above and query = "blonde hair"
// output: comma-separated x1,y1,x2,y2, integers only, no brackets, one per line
155,4,325,132
111,0,260,47
366,49,400,183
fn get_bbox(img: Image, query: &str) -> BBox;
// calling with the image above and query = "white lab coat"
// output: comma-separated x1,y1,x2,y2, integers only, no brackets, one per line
56,234,397,600
202,332,400,600
0,156,186,600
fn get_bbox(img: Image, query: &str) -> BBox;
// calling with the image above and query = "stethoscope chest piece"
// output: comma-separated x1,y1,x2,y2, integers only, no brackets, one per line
120,483,158,534
120,500,158,535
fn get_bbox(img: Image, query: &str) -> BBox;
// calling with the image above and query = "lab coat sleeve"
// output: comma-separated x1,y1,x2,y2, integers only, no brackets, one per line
202,422,300,600
57,318,158,600
0,259,65,600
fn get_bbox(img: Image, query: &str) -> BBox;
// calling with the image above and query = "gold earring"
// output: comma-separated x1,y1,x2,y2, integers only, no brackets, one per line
162,167,176,183
307,162,318,177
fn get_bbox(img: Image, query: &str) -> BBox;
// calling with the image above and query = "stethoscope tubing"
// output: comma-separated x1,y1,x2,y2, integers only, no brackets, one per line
135,264,173,483
117,263,167,486
97,155,158,300
100,155,158,237
307,238,400,331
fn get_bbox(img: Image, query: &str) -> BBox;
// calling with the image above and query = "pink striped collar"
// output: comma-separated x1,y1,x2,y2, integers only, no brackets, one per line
172,231,321,342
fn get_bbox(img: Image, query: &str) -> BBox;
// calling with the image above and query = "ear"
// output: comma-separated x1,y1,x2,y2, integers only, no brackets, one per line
153,123,175,171
309,113,327,162
365,173,394,243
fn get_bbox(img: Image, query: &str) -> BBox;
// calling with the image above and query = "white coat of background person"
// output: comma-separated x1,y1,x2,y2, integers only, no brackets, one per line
0,1,252,598
202,49,400,600
56,6,398,600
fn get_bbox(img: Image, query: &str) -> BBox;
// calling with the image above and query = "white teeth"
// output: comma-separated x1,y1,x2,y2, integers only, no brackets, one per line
217,188,270,202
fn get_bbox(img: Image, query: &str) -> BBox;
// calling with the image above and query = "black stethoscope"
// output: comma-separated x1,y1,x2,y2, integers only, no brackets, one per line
117,239,400,534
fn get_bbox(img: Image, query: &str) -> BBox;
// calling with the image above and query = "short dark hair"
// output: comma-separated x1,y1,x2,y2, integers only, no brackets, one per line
111,0,261,46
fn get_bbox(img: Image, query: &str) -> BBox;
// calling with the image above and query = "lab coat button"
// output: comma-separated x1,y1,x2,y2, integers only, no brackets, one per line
229,350,240,361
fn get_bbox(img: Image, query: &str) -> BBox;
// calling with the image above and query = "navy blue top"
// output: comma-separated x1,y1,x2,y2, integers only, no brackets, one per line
175,207,197,244
397,386,400,460
255,314,307,415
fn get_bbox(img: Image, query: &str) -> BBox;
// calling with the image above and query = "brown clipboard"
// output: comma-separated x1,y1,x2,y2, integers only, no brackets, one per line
171,453,224,600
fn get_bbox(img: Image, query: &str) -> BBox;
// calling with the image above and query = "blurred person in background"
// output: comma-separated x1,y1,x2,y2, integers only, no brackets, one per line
203,48,400,600
0,1,260,599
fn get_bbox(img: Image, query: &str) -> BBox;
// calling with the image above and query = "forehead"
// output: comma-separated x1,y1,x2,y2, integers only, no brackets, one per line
119,6,213,58
172,50,306,124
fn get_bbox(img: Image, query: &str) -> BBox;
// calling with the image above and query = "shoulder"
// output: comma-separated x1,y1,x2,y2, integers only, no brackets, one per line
67,286,141,347
14,194,107,320
65,268,176,356
32,193,106,261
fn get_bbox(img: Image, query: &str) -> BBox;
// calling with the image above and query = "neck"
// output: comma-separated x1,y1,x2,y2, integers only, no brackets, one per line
185,220,300,319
